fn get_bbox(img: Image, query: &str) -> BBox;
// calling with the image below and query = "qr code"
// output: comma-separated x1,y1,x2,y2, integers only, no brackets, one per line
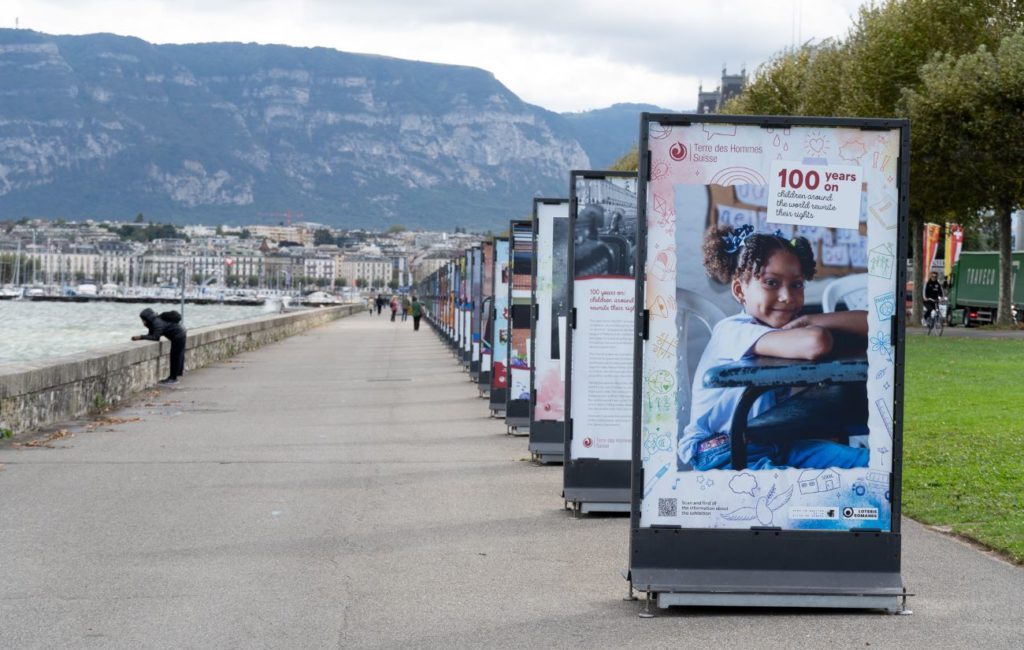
658,498,677,517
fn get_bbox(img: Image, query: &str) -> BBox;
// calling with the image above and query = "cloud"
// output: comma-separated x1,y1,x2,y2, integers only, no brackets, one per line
8,0,864,112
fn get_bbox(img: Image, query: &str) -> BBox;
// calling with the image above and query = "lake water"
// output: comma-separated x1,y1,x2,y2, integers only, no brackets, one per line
0,301,267,365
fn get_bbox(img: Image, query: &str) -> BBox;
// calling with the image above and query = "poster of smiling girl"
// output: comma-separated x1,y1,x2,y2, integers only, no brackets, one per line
635,115,907,534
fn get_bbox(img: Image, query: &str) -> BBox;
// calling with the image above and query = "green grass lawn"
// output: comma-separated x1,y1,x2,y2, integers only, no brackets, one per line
903,336,1024,563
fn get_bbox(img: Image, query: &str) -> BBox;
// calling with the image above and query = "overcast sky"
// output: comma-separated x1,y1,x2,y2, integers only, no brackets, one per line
7,0,866,112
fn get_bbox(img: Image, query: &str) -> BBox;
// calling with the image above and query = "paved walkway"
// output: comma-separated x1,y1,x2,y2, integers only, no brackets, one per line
1,312,1021,649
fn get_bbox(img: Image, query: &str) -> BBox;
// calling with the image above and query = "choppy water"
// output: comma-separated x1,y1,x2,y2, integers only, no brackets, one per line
0,301,266,365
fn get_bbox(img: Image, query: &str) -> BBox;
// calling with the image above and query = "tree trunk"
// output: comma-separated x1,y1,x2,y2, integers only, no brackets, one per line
911,218,924,326
996,203,1014,327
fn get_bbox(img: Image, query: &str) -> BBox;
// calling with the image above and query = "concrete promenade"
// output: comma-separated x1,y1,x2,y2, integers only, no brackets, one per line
1,312,1021,649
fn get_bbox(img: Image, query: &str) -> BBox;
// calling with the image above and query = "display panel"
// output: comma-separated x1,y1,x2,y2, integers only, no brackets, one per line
461,253,471,360
480,241,495,392
471,247,483,368
637,118,902,533
507,220,534,423
489,238,511,410
569,174,638,461
529,199,570,461
532,200,569,422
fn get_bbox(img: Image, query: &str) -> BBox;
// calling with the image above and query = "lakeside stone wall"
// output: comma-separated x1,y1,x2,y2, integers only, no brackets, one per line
0,304,363,438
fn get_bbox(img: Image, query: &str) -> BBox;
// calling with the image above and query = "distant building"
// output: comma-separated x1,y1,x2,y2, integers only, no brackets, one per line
250,225,314,246
697,66,747,114
338,254,394,289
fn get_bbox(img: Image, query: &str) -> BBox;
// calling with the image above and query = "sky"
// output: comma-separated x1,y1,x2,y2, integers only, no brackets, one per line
6,0,867,113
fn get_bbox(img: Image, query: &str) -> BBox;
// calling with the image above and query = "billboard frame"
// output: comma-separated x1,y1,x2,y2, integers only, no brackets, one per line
478,240,496,397
506,219,534,433
528,198,569,464
488,237,510,417
562,170,638,514
628,112,910,613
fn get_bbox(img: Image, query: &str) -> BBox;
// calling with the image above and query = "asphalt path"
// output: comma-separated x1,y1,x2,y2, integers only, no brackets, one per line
1,312,1021,649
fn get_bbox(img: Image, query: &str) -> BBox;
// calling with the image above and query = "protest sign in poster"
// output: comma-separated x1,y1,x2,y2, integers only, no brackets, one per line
529,199,569,462
563,171,638,511
488,237,510,414
507,220,534,428
630,114,908,610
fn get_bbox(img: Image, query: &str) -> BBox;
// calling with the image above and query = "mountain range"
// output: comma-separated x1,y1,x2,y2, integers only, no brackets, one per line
0,29,670,230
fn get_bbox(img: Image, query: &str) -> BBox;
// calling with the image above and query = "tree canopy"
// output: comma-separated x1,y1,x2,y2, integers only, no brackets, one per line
725,0,1024,324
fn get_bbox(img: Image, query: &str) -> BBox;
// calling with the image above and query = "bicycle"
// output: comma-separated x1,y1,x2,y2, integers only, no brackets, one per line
926,297,947,336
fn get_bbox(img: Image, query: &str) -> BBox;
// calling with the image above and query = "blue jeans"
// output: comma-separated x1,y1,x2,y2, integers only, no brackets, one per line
693,437,868,471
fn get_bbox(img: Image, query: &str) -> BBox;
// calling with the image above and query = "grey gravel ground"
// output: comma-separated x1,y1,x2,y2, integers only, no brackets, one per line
1,312,1021,650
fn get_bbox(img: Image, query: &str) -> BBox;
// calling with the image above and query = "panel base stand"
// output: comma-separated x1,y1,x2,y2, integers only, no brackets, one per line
563,487,630,515
506,416,529,436
529,443,564,465
580,501,630,514
655,591,905,613
530,451,563,464
629,568,909,615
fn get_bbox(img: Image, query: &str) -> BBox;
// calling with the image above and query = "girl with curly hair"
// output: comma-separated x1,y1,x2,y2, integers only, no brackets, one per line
680,224,869,471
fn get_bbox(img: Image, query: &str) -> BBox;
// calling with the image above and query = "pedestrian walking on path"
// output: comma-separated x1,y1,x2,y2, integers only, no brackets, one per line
375,294,384,315
131,308,187,385
411,296,423,331
401,295,410,322
389,295,399,322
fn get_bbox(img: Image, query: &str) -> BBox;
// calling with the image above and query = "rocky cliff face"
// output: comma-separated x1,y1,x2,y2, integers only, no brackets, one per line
0,30,602,230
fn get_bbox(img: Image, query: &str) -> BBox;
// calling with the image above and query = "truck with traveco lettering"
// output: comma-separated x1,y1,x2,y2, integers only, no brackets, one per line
947,251,1024,326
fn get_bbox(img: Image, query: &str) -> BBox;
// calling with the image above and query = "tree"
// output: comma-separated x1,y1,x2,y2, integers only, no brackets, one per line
215,225,224,236
134,213,145,223
313,228,334,246
724,40,846,116
907,30,1024,325
840,0,1021,324
355,277,367,288
247,275,260,288
387,224,406,234
725,0,1023,324
387,279,399,290
240,229,252,240
336,277,348,287
609,148,638,172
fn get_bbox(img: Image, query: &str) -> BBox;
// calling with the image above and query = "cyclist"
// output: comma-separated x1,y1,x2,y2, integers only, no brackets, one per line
923,271,944,325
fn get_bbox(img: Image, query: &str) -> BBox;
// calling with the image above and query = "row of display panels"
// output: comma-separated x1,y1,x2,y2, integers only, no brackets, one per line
416,113,909,606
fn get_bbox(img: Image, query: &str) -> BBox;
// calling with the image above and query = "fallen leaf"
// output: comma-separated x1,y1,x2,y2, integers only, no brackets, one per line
93,417,142,426
24,429,74,448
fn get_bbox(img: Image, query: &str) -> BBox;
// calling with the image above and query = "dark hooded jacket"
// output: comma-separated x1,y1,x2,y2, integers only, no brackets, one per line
139,308,187,341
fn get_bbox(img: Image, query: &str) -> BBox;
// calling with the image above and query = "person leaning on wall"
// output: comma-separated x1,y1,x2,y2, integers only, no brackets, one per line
131,308,188,385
